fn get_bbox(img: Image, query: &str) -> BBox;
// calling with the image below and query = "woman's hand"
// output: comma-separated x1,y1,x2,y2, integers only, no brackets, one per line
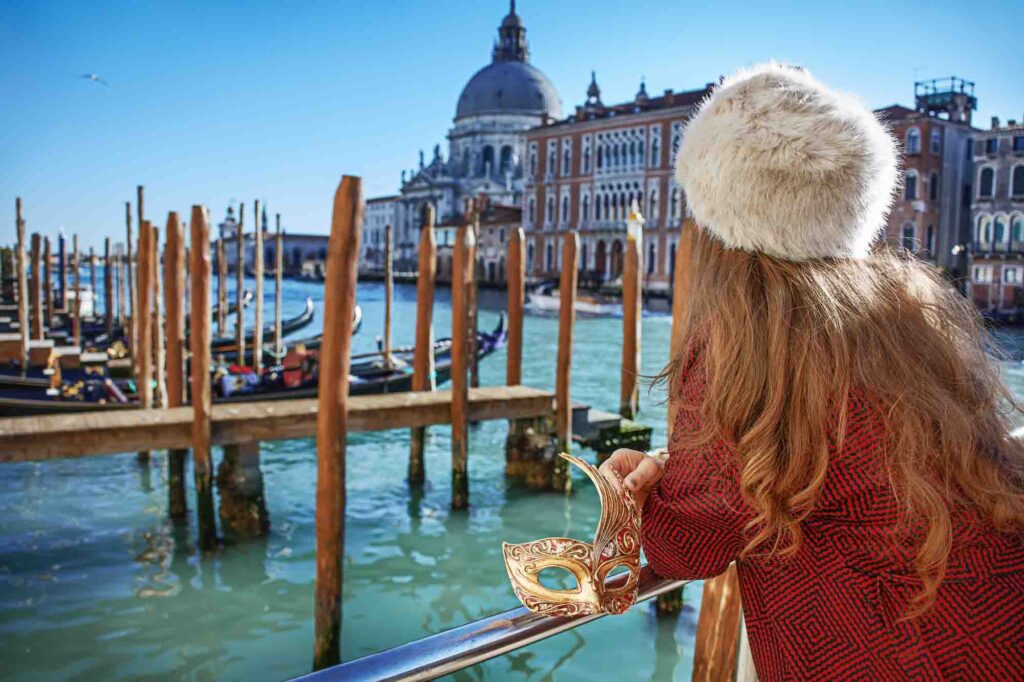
599,448,665,509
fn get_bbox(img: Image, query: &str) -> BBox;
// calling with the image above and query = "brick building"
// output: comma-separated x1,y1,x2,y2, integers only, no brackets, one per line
876,78,977,279
967,116,1024,316
522,74,713,293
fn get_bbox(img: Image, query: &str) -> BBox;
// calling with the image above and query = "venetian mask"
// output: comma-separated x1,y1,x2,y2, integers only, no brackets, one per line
502,453,641,617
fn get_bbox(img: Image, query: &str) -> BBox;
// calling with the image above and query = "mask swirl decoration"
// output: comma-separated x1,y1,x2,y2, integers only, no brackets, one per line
502,453,641,617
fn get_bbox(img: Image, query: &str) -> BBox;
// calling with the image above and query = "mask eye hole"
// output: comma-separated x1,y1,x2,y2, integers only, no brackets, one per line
537,566,579,591
606,563,633,583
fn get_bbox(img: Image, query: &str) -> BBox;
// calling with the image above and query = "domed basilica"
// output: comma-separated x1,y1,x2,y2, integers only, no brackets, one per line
393,2,561,261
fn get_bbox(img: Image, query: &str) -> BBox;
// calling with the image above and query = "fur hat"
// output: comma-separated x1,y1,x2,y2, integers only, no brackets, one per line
675,62,898,261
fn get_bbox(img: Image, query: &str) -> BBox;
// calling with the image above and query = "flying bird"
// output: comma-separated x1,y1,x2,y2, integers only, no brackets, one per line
79,73,109,86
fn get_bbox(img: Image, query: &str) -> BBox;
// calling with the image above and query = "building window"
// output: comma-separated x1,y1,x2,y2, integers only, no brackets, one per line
985,138,999,154
529,148,537,178
546,196,554,227
650,138,659,168
482,145,495,176
561,196,569,227
582,195,590,223
594,194,602,220
1013,166,1024,197
1005,266,1022,284
976,215,992,248
670,187,680,219
527,243,534,271
995,216,1008,249
528,197,535,226
562,147,571,176
901,223,916,251
545,242,553,270
973,265,992,283
583,147,591,174
929,172,940,201
904,170,919,201
500,145,513,174
906,128,921,155
648,190,658,223
926,225,935,254
979,167,995,198
647,242,656,276
1012,215,1024,247
930,128,942,154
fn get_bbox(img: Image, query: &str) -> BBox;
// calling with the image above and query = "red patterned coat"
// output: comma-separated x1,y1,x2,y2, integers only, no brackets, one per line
642,353,1024,681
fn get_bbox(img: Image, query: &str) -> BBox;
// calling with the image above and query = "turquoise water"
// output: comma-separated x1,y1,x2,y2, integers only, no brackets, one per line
0,277,705,681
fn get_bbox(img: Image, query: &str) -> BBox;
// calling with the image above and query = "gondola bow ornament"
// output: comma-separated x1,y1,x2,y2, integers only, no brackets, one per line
502,453,641,616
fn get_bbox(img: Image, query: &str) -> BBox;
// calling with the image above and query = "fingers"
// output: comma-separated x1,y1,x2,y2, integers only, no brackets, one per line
624,456,664,493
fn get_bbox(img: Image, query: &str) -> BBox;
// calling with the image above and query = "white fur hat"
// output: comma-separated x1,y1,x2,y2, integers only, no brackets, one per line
675,62,898,261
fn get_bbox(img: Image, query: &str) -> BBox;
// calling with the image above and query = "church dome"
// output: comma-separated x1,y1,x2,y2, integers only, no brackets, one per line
454,2,561,122
456,61,562,121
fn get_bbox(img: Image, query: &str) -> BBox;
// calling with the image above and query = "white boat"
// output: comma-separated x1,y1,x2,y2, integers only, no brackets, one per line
526,287,623,317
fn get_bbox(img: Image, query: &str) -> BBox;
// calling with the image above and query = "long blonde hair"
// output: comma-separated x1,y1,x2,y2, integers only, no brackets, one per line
663,229,1024,614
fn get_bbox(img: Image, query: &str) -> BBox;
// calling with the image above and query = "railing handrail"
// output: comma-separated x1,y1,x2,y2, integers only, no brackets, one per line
292,566,686,682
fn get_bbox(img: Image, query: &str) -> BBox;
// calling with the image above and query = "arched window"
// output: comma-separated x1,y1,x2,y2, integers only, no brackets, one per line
482,145,495,175
929,172,939,201
979,167,995,198
529,150,537,177
581,243,588,271
629,141,636,166
594,194,601,220
901,223,915,251
463,149,471,175
976,215,992,247
596,146,603,169
995,216,1008,249
906,128,921,155
648,190,658,222
546,197,554,226
930,128,941,154
527,243,535,271
620,142,628,165
650,138,659,167
582,195,590,223
545,242,553,270
583,147,591,174
562,148,571,176
1012,215,1024,247
639,141,645,164
647,242,656,275
603,194,610,221
500,145,513,173
926,225,935,254
561,196,569,226
1013,166,1024,197
905,170,919,201
670,187,679,219
527,197,535,226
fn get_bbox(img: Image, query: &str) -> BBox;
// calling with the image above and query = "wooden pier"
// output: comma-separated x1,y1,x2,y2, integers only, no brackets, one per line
0,184,744,681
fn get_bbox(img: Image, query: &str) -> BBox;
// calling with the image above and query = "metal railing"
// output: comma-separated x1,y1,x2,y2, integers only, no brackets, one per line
293,566,687,682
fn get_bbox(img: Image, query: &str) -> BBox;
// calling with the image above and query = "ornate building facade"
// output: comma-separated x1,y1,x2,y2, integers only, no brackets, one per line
521,75,713,292
967,116,1024,314
387,2,562,271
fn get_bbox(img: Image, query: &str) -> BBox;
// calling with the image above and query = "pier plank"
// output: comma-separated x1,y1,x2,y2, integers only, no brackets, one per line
0,386,553,462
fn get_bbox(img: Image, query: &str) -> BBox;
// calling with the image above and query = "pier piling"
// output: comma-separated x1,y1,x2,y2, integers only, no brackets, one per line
236,202,246,367
466,203,480,389
136,223,152,461
30,233,42,340
383,223,394,369
58,232,66,312
165,214,188,519
620,223,642,420
104,238,113,338
72,235,81,348
555,231,578,460
217,442,270,538
253,200,263,374
216,238,227,337
313,176,362,670
152,225,166,408
274,214,283,356
15,199,28,367
43,237,52,331
189,206,217,551
125,202,135,376
450,220,475,510
409,205,436,486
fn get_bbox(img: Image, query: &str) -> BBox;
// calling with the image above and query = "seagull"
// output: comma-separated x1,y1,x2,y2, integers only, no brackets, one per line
79,73,109,86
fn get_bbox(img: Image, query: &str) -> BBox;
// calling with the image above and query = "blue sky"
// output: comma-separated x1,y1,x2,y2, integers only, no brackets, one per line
2,0,1022,250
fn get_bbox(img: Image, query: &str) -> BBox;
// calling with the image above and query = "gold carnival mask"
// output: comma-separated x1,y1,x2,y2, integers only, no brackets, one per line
502,453,641,617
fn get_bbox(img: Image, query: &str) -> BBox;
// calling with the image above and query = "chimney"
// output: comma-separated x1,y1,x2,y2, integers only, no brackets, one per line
664,89,674,105
991,116,1000,130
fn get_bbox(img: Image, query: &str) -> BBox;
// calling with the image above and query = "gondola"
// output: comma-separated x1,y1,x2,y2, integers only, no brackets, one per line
0,297,318,392
209,297,315,353
214,304,363,365
0,313,506,416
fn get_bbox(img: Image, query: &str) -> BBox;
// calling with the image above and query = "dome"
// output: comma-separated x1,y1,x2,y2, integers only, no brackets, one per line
456,60,562,121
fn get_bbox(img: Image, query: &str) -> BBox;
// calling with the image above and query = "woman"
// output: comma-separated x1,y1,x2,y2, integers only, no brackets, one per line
601,63,1024,680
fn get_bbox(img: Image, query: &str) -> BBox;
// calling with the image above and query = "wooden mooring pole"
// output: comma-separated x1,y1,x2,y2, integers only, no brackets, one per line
274,214,283,356
117,243,127,330
620,219,642,419
165,214,188,519
449,219,475,510
58,232,66,312
43,237,52,331
236,202,246,367
104,238,113,338
15,199,28,367
190,206,217,550
383,223,394,368
216,237,227,337
555,231,578,454
506,227,525,387
30,233,42,340
72,235,81,348
467,204,480,389
89,246,96,306
125,202,135,373
313,176,362,670
253,199,263,373
409,205,436,486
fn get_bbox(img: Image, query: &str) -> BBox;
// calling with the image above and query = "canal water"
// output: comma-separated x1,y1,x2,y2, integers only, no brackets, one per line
3,276,1024,681
0,276,703,681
